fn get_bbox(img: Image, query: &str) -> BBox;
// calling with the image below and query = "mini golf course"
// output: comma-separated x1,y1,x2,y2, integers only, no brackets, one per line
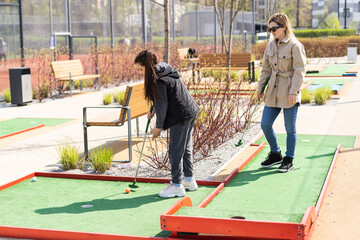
0,118,73,139
306,78,353,93
0,134,356,240
306,65,353,77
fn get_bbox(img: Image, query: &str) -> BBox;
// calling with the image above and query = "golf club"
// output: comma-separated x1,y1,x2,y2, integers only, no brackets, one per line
129,105,153,188
235,77,269,147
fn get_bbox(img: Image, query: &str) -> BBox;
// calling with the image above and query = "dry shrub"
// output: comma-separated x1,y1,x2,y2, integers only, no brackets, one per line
142,74,257,170
25,48,54,102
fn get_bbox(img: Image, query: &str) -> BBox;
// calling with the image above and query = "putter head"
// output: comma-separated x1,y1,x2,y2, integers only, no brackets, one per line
235,140,243,147
129,182,139,188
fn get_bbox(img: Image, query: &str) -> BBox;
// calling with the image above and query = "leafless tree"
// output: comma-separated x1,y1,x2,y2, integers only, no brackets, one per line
215,0,246,77
151,0,170,63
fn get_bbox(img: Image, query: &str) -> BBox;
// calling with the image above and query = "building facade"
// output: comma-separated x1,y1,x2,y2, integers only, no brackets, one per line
312,0,360,29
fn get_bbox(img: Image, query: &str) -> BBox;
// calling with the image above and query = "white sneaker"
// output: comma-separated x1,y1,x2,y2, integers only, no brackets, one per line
158,182,186,198
182,178,198,191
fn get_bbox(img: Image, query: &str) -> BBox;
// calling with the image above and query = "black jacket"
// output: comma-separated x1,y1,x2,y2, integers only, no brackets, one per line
154,62,199,130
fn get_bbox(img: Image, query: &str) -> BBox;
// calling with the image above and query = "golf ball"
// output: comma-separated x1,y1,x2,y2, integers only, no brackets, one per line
125,188,130,194
31,177,37,182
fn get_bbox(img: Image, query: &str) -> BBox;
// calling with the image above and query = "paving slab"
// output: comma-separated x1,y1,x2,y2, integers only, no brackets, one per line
311,147,360,240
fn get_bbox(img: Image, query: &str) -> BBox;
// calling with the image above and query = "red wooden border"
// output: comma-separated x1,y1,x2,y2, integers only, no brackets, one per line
250,133,264,146
300,207,317,239
354,135,359,148
305,75,354,78
161,214,303,240
160,141,342,240
196,183,224,208
0,124,45,139
0,173,34,191
224,142,266,185
35,172,222,186
302,80,314,90
0,172,221,240
0,225,162,240
315,144,341,214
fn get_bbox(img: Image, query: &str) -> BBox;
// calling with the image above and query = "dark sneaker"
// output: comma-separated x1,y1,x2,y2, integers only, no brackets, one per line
261,151,283,168
278,156,293,173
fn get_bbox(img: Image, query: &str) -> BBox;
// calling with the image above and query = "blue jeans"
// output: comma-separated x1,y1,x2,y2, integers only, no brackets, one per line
261,105,298,159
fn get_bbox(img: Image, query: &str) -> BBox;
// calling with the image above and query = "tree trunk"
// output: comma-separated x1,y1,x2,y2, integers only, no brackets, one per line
164,0,170,63
226,0,235,79
296,0,300,28
221,3,226,53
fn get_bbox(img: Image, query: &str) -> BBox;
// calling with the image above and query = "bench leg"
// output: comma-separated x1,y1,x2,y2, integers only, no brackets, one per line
84,126,89,160
83,108,89,160
127,109,132,163
136,118,140,137
252,61,255,82
96,67,101,91
69,72,73,97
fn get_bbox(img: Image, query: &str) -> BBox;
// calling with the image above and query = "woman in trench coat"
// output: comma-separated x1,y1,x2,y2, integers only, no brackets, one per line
257,13,306,173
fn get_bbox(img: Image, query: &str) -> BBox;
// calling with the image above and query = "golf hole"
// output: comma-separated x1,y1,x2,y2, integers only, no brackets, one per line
81,204,94,208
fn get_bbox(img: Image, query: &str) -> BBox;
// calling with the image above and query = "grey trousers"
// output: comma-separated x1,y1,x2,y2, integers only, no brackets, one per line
169,115,197,184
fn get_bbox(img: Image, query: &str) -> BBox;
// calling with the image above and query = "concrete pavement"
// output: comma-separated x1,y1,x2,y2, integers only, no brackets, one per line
0,82,149,186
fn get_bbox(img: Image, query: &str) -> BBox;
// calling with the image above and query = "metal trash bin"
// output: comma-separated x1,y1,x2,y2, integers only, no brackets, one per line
9,67,32,106
347,43,357,62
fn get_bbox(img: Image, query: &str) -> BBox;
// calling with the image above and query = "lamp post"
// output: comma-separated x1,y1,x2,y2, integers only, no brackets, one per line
142,0,147,45
252,0,255,44
344,0,347,29
214,0,217,53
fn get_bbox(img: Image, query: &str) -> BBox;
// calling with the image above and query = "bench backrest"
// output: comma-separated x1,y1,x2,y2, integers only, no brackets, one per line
177,48,190,60
119,83,148,123
51,59,84,78
199,53,251,68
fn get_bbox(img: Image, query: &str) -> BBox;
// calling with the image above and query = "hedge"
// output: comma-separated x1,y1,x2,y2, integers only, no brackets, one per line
252,36,360,60
293,29,357,38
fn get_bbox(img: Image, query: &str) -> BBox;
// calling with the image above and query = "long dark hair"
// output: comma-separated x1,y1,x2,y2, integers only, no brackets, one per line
134,50,159,102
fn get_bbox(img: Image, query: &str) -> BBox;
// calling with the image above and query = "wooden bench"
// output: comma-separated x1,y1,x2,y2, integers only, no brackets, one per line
83,83,149,162
197,53,255,81
198,53,251,70
177,48,199,81
51,59,100,96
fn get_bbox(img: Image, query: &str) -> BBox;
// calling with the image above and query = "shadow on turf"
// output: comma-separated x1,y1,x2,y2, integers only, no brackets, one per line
225,168,280,187
35,193,166,214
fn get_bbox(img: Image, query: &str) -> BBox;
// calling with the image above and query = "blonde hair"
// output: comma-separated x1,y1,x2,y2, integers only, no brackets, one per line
268,13,294,38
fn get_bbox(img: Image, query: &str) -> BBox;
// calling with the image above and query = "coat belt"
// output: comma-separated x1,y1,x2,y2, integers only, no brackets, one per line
266,70,294,96
266,71,294,105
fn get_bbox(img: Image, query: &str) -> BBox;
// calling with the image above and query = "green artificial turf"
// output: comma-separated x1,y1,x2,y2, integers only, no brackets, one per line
0,118,73,137
0,177,215,237
307,78,353,92
311,78,352,87
175,134,355,223
306,65,350,76
254,134,355,148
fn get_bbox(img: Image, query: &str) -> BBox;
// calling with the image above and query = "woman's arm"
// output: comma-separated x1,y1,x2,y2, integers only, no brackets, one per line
152,81,168,139
290,43,306,96
257,47,272,98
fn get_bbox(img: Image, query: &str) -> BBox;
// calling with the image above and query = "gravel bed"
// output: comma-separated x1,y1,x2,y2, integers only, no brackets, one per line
59,123,262,181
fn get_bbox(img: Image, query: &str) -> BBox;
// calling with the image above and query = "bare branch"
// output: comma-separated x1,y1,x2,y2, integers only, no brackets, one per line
150,0,164,7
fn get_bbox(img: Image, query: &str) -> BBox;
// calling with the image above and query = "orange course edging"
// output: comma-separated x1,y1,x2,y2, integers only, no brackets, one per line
0,124,45,139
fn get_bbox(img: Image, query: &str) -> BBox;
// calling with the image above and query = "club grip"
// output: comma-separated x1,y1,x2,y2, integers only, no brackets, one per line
145,105,153,134
261,77,270,94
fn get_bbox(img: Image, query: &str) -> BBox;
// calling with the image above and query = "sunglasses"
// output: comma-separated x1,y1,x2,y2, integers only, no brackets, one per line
267,25,283,33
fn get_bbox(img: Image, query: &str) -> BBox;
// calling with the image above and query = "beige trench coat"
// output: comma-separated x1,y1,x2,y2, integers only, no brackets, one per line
257,35,306,109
